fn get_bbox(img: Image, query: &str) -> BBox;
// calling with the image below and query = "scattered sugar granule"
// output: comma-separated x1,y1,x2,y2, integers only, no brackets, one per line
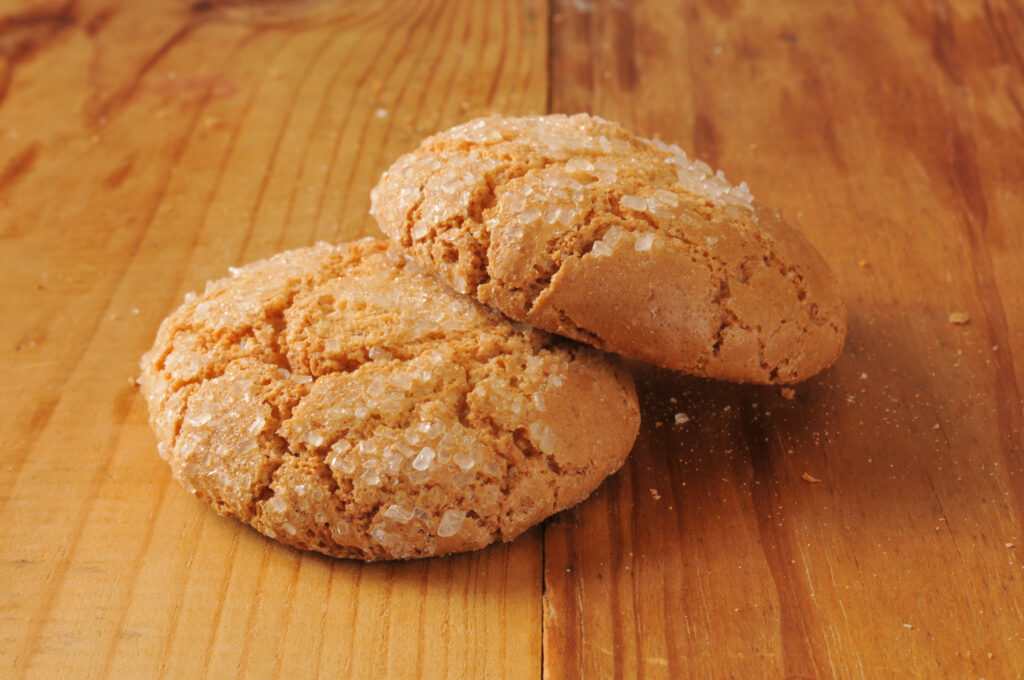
375,108,388,118
948,312,970,325
780,388,795,400
801,472,822,483
674,412,690,426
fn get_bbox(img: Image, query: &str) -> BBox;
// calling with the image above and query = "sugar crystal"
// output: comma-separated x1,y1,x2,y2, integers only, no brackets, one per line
412,446,436,471
620,195,648,212
383,504,413,523
452,448,478,471
519,206,542,224
635,232,655,251
266,496,288,514
437,509,466,537
184,411,212,427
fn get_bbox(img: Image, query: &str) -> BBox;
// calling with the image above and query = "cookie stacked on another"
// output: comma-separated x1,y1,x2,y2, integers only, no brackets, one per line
371,114,846,384
140,113,846,561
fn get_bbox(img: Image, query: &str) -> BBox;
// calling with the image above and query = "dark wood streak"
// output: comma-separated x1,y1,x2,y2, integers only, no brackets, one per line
483,1,510,112
0,396,58,511
0,141,39,200
610,0,636,94
542,511,585,680
0,1,76,108
949,123,1024,531
982,0,1024,73
102,154,136,192
742,395,831,680
916,0,1024,533
692,112,718,167
548,0,595,115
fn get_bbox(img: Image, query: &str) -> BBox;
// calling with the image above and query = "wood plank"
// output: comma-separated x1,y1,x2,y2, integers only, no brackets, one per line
0,1,548,678
4,0,1024,678
544,0,1024,678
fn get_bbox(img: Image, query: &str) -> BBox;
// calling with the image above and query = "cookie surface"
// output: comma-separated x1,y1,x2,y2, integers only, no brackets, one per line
139,239,639,560
371,113,846,384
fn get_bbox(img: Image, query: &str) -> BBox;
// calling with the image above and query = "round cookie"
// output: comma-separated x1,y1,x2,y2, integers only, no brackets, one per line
370,113,846,384
139,239,640,561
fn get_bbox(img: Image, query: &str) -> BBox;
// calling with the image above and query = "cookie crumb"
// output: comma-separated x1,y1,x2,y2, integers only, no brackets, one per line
649,488,661,500
674,412,690,425
1007,542,1016,549
780,388,795,400
858,259,868,269
859,372,868,380
948,312,970,325
903,623,914,630
801,472,822,483
375,108,388,119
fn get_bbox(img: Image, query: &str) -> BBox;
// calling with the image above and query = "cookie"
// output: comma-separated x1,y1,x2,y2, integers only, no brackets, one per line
139,239,640,561
370,113,846,384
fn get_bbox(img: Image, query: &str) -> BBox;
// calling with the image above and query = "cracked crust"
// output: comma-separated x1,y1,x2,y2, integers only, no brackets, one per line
139,239,640,561
371,113,846,384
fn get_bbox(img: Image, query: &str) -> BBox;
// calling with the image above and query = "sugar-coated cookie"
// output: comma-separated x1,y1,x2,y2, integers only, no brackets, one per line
371,114,846,384
139,239,639,560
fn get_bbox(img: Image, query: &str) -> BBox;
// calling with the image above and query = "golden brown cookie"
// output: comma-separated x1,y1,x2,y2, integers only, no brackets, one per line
139,239,639,561
371,114,846,384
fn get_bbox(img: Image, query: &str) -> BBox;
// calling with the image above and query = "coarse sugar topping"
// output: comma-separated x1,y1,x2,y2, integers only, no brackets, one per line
139,239,641,561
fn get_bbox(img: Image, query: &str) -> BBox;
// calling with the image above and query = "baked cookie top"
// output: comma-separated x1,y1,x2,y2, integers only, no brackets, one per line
139,239,639,561
371,113,846,384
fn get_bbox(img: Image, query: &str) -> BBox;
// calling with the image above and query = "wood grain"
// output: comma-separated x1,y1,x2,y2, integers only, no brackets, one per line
1,1,547,678
545,0,1024,678
1,0,1022,678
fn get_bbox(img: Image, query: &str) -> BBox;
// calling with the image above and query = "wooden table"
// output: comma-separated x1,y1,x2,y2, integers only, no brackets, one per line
2,1,1022,677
